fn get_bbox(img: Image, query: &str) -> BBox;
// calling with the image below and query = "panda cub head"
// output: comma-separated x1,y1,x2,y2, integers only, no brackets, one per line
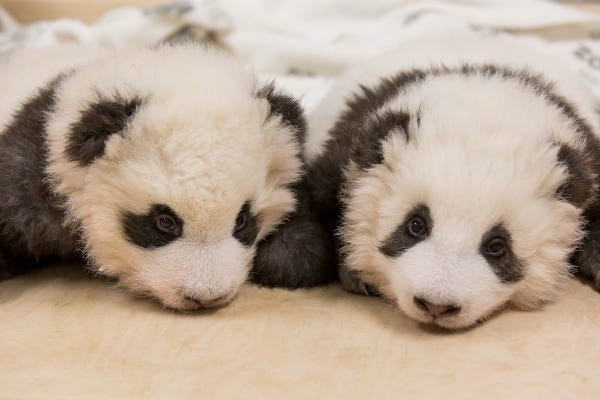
337,66,598,329
45,45,304,310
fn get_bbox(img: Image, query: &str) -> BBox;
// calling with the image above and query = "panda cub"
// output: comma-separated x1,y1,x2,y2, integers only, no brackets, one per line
304,34,600,329
0,44,307,310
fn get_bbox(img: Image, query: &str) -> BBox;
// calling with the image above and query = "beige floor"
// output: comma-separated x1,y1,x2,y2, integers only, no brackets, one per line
1,264,599,399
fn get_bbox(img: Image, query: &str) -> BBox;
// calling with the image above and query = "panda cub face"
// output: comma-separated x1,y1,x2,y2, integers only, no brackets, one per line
340,69,596,329
45,46,303,310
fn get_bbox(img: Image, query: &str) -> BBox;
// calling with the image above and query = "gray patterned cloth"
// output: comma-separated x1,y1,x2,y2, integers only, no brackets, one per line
1,0,600,110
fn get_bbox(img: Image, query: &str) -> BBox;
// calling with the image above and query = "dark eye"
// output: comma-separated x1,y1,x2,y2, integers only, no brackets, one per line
407,216,426,238
156,214,176,233
485,238,506,257
234,208,247,232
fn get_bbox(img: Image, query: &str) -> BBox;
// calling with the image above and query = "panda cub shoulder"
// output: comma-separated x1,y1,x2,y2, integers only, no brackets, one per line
304,33,600,329
0,44,309,310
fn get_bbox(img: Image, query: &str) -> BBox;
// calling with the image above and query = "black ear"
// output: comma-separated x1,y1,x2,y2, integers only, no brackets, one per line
351,109,410,170
256,83,306,146
66,94,143,166
556,143,595,208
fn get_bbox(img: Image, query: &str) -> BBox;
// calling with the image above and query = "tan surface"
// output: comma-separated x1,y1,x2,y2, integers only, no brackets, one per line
1,264,599,399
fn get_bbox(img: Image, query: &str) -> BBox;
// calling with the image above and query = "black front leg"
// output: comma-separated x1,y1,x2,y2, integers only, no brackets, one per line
0,242,40,280
252,181,337,289
253,209,336,288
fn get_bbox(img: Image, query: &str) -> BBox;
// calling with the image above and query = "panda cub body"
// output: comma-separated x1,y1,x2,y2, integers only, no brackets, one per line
304,34,600,329
0,44,308,310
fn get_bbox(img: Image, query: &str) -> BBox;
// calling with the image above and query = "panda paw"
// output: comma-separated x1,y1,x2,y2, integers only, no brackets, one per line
338,264,378,296
252,211,336,288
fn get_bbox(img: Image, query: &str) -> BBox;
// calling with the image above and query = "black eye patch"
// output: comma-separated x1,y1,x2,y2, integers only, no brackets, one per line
380,204,432,257
479,224,523,283
232,201,259,247
122,204,183,249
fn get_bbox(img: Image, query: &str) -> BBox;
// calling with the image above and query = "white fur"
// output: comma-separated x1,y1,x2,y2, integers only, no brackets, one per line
3,44,302,310
311,34,598,328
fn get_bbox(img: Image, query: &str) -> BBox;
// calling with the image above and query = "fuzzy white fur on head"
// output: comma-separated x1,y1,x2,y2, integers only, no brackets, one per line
44,45,302,310
339,70,590,329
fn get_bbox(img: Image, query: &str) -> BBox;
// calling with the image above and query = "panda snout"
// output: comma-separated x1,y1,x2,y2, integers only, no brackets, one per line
182,293,235,310
413,296,462,318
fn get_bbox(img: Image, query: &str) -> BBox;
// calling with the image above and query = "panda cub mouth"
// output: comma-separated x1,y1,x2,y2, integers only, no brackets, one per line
182,293,236,310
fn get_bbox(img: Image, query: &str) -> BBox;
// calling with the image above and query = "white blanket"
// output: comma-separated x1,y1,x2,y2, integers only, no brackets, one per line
1,0,600,111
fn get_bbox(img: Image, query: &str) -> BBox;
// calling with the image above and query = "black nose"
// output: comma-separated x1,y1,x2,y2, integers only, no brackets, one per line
413,296,461,317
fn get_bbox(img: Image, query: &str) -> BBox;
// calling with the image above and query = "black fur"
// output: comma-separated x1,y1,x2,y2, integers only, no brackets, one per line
0,75,79,279
574,203,600,289
256,83,307,148
352,110,410,170
122,204,183,249
253,179,337,288
570,135,600,290
479,224,524,284
66,94,143,166
233,202,259,247
556,144,595,208
380,204,432,258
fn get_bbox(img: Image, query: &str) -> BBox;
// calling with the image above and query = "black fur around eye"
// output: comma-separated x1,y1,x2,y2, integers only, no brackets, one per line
484,238,506,258
406,216,426,238
122,204,183,249
479,224,523,284
234,209,247,232
232,201,259,247
380,204,432,258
